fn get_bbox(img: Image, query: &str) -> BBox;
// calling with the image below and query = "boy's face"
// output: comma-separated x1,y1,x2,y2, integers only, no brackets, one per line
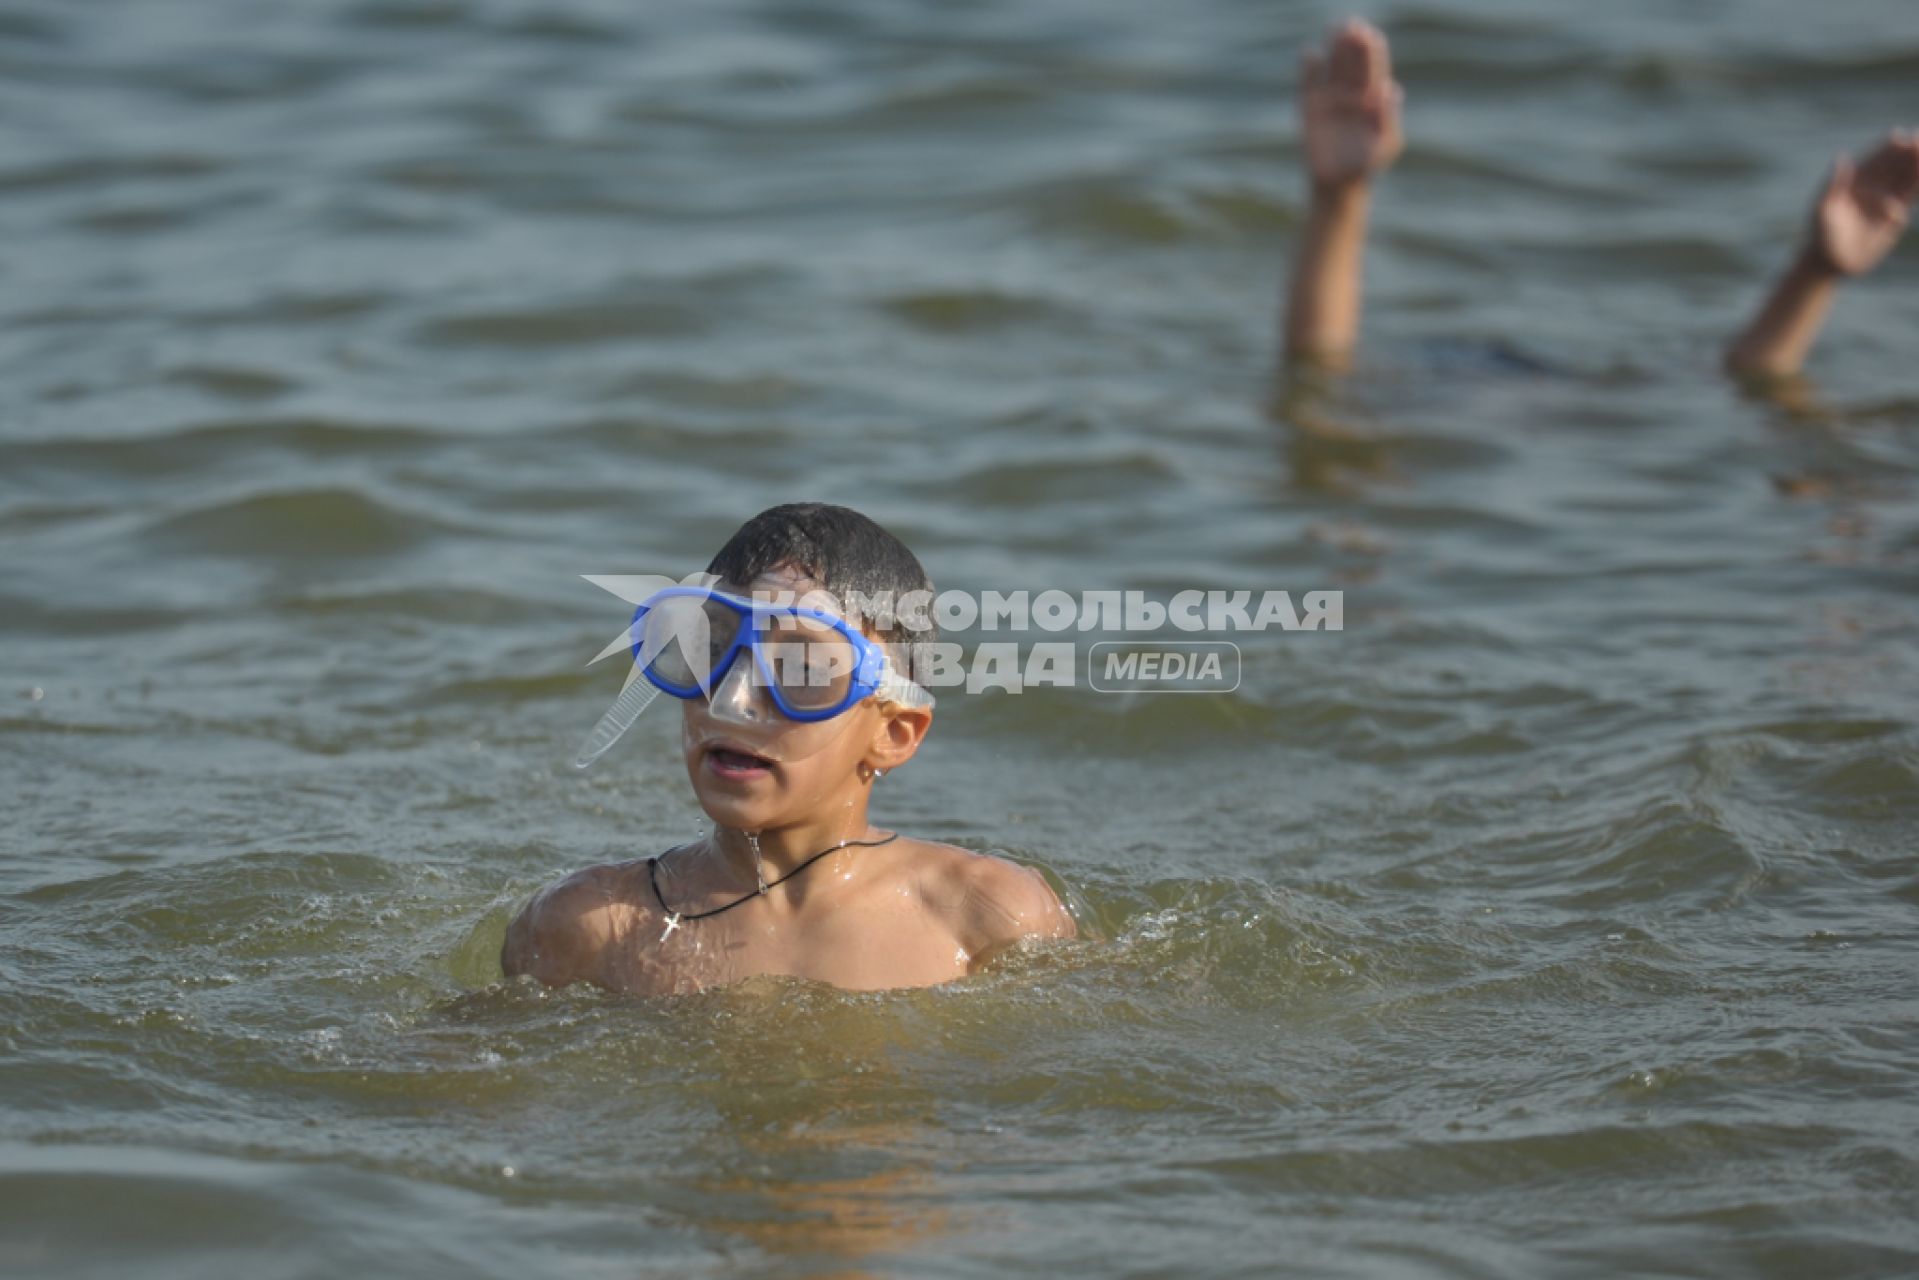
679,565,928,833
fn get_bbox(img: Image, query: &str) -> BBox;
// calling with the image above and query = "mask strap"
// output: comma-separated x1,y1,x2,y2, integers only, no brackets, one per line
875,656,935,709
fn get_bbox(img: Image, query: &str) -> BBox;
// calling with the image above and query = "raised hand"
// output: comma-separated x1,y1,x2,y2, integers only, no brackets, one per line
1809,130,1919,277
1726,128,1919,379
1299,19,1404,191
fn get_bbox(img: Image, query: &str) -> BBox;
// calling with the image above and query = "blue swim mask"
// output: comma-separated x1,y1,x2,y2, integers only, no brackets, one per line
574,585,933,769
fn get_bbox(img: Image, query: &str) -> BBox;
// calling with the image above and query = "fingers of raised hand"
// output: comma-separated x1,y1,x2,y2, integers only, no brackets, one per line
1327,32,1363,88
1857,133,1919,196
1327,19,1391,92
1883,133,1919,201
1300,48,1326,95
1826,154,1856,202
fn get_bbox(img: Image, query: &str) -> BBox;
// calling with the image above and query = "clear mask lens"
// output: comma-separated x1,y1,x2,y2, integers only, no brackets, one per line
637,593,742,693
757,614,860,712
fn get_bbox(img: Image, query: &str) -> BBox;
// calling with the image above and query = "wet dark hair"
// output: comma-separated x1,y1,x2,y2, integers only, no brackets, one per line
707,503,936,646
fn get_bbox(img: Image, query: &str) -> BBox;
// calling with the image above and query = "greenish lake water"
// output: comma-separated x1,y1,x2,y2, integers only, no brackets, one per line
4,0,1918,1275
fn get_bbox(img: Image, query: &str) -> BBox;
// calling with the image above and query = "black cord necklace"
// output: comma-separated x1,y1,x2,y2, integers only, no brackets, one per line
647,832,900,941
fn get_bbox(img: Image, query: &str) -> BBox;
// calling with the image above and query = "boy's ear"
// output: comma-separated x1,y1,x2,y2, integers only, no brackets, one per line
866,702,932,773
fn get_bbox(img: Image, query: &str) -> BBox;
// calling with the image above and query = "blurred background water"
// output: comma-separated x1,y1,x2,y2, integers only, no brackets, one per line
3,0,1918,1275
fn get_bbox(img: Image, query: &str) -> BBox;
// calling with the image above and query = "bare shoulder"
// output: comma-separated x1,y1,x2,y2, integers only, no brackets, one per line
500,861,648,988
902,838,1077,952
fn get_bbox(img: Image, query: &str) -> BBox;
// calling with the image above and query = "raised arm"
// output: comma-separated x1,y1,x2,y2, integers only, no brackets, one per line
1283,19,1404,370
1726,130,1919,380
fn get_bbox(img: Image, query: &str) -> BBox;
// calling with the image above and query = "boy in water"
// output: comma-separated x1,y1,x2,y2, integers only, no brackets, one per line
1282,20,1919,381
502,503,1075,995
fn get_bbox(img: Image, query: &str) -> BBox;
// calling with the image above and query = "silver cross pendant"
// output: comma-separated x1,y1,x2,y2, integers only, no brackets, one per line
659,912,683,942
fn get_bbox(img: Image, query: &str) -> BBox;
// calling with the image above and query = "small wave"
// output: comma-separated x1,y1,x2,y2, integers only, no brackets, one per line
1399,143,1633,205
1689,722,1919,833
1688,47,1919,90
918,451,1182,507
1067,873,1370,988
1010,174,1310,248
402,670,597,712
0,153,221,195
71,202,205,236
1522,795,1767,915
553,414,797,454
1020,180,1192,246
271,583,536,624
599,369,819,414
340,0,472,31
135,52,358,106
0,593,196,638
162,365,298,401
345,1,622,43
1389,49,1599,90
419,299,711,348
146,486,445,560
877,288,1065,335
0,415,447,472
0,9,65,43
190,291,391,327
1508,232,1752,280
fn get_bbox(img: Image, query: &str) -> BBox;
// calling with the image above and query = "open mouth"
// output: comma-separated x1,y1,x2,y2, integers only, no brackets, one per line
704,744,776,780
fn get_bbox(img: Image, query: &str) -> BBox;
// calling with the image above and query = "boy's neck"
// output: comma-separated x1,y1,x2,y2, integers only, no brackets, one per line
708,799,880,882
